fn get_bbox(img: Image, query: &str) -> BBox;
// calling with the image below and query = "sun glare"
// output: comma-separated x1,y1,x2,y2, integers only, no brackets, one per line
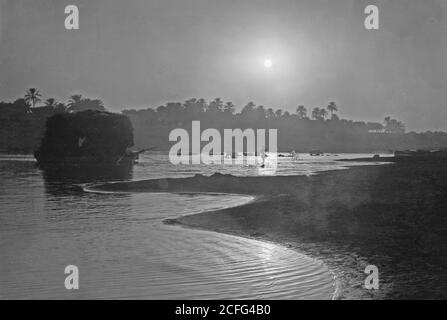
263,59,273,68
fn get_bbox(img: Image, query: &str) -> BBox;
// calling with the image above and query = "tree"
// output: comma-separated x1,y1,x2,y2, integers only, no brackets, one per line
208,98,224,114
255,105,266,120
327,102,338,119
366,122,384,132
311,107,328,120
91,99,105,108
24,88,42,107
296,105,307,119
384,116,405,133
275,109,283,119
223,102,235,114
11,98,31,114
67,97,106,113
266,108,275,119
197,98,208,113
68,94,83,106
184,98,203,117
44,98,58,108
165,102,183,124
241,101,256,116
312,107,321,120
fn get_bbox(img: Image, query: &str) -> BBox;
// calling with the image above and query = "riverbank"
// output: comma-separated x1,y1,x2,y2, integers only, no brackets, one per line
95,161,447,299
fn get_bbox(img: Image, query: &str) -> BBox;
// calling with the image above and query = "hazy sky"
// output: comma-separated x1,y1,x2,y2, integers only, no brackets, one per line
1,0,447,131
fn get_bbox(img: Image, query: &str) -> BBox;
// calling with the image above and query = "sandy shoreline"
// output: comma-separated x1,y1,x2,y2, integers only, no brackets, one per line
168,198,379,300
95,162,447,299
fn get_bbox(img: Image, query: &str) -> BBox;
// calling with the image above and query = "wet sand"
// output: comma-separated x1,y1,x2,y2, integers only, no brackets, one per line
95,162,447,299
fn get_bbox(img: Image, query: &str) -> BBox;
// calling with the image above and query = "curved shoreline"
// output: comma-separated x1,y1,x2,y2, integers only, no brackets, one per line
166,202,345,299
163,208,341,300
91,171,365,299
85,183,336,299
92,164,407,299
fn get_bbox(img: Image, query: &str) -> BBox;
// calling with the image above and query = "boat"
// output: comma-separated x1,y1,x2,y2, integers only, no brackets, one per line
34,110,149,169
309,150,324,156
394,150,424,158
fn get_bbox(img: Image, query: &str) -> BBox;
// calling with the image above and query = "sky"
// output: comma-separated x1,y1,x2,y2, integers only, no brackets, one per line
1,0,447,131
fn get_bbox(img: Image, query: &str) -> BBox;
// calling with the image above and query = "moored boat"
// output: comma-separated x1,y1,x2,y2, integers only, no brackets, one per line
309,150,324,156
34,110,138,169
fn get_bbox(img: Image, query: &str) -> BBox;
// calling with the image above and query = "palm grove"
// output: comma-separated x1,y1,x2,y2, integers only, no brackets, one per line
1,88,446,153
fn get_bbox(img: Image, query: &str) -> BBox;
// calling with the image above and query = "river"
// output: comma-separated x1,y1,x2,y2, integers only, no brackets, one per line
0,153,384,299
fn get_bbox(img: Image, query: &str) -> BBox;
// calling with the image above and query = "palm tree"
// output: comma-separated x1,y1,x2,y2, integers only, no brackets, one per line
311,107,321,120
327,102,338,119
208,98,224,113
197,98,207,113
296,105,307,119
275,109,283,119
241,101,256,115
44,98,57,108
320,108,328,120
223,102,235,114
183,98,206,117
68,97,106,113
91,99,105,109
24,88,42,107
266,108,275,119
68,94,83,108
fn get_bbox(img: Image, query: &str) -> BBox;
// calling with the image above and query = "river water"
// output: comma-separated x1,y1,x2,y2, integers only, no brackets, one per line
0,153,385,299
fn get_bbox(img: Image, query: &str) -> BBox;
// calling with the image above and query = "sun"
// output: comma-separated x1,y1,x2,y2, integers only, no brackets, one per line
263,59,273,68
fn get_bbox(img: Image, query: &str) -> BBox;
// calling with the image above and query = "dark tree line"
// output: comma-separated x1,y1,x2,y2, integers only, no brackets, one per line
122,98,413,151
1,88,446,153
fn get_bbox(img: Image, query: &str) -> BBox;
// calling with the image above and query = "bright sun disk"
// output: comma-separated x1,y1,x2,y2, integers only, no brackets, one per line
264,59,273,68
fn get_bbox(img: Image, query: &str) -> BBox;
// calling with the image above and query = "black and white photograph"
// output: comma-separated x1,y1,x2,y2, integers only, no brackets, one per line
1,0,447,307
